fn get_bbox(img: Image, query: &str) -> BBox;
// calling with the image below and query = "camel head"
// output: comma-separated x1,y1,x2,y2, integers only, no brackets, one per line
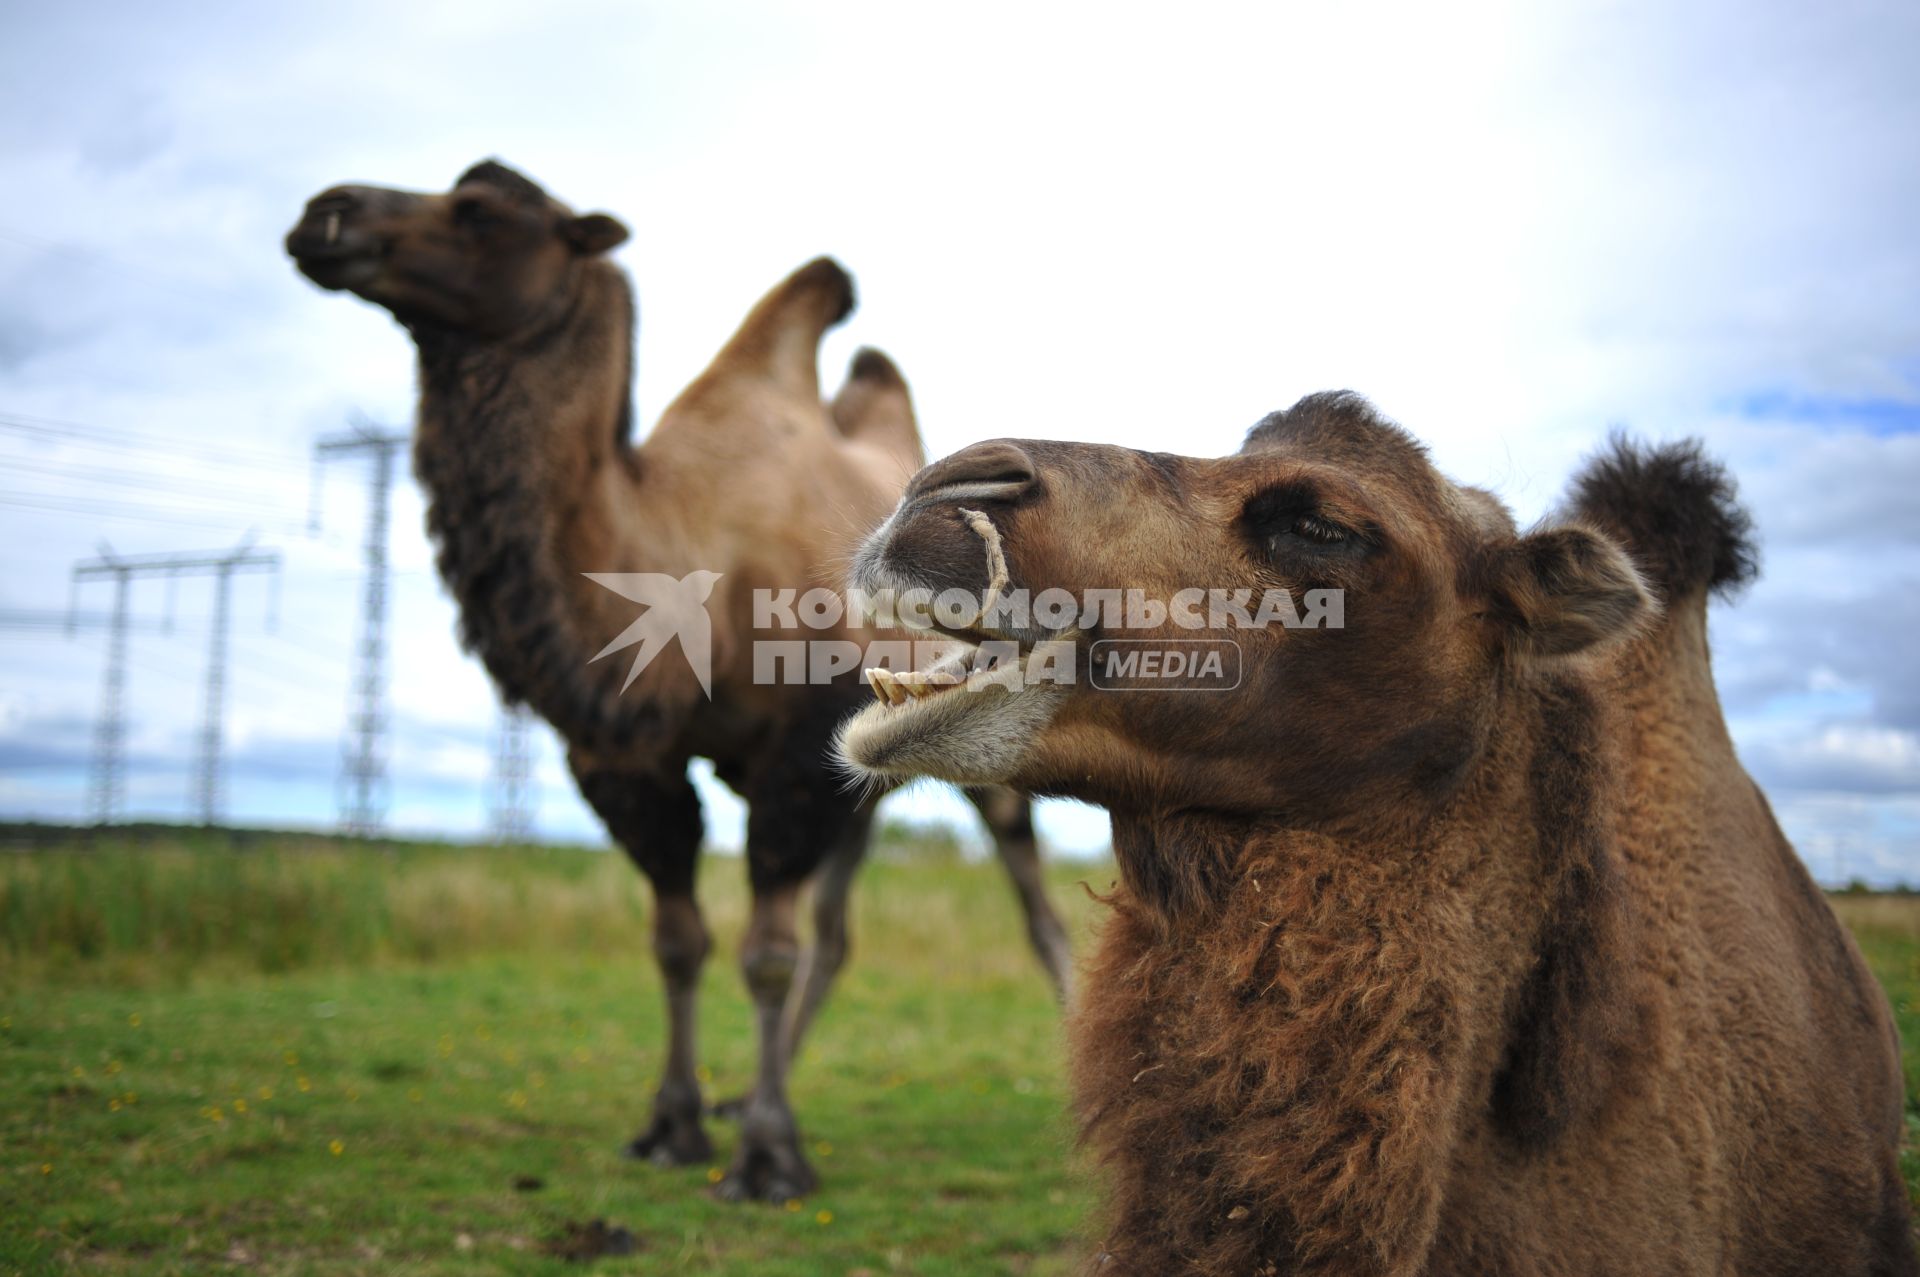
285,159,629,337
838,392,1654,826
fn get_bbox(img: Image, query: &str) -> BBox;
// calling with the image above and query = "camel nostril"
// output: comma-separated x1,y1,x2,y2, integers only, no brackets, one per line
909,442,1038,506
306,190,362,219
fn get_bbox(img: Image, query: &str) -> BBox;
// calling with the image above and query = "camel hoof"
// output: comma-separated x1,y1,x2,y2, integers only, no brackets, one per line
711,1137,818,1204
622,1111,713,1167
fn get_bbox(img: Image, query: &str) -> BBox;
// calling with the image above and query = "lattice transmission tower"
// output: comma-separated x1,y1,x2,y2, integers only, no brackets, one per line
488,703,538,844
69,540,279,825
312,421,408,837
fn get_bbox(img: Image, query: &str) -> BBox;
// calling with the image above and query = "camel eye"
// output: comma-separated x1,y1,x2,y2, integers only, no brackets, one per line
1290,514,1349,545
1239,484,1368,560
453,197,500,230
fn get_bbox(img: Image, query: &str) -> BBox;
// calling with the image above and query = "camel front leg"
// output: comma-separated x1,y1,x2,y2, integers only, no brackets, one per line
569,756,714,1166
714,881,816,1202
706,798,874,1123
967,785,1073,1002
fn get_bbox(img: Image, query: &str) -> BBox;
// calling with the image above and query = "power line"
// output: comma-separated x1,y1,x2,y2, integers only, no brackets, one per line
0,410,311,475
0,608,170,634
312,420,409,837
0,489,306,536
1,454,303,520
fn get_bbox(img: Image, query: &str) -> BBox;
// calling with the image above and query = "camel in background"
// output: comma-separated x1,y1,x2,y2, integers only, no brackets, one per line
839,395,1911,1274
284,160,1071,1202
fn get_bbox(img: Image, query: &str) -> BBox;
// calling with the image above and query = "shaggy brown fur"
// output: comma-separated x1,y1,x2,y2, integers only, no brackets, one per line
838,393,1912,1274
285,160,1073,1201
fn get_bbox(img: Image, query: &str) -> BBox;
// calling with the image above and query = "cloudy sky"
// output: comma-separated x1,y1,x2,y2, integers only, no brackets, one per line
0,1,1915,878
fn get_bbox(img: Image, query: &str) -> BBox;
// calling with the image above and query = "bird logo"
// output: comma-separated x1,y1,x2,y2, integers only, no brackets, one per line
583,571,724,698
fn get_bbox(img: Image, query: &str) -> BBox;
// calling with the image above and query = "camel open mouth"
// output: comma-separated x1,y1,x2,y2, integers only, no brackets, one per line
861,634,1022,708
857,504,1050,713
865,660,965,707
839,635,1064,786
837,510,1072,786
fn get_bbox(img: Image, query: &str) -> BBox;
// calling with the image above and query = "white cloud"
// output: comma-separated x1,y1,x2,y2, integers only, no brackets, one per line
1744,723,1920,795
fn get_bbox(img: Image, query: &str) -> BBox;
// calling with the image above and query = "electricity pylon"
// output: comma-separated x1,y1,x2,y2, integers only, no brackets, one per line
69,539,279,825
488,702,538,844
312,420,408,837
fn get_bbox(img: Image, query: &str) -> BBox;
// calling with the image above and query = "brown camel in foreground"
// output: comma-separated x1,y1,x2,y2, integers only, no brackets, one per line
284,160,1072,1202
839,393,1912,1274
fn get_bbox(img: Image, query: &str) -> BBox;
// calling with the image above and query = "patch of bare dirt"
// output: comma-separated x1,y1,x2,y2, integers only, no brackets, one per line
541,1219,641,1263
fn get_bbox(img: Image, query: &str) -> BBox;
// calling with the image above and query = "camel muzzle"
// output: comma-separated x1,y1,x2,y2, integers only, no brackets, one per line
284,186,413,288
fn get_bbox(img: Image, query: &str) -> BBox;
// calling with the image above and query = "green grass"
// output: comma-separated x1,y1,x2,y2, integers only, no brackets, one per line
1827,894,1920,1198
3,836,1916,1274
0,833,1112,1276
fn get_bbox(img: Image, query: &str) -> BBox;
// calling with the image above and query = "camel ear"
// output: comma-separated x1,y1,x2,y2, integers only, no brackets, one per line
566,212,629,255
1487,525,1652,659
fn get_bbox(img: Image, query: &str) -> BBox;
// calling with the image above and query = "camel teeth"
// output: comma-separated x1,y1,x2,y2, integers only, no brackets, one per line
903,680,935,700
324,210,341,245
866,667,906,707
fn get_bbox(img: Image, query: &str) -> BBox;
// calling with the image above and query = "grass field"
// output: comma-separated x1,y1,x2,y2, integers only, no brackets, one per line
0,831,1110,1276
3,831,1917,1275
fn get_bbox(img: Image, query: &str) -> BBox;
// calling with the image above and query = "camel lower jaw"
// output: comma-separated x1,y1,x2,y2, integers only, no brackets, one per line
292,251,383,293
834,643,1065,786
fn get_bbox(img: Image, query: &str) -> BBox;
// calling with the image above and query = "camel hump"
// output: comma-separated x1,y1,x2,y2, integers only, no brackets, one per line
1567,436,1759,604
847,346,906,389
707,257,858,399
832,347,925,475
795,256,857,325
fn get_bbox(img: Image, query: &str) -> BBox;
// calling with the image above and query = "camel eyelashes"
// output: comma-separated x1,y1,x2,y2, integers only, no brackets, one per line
1240,485,1365,556
1288,514,1349,545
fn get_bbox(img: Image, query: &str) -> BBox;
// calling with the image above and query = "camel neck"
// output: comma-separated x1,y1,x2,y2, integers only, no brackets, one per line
1077,676,1630,1272
407,263,653,750
1105,674,1595,929
411,263,636,478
